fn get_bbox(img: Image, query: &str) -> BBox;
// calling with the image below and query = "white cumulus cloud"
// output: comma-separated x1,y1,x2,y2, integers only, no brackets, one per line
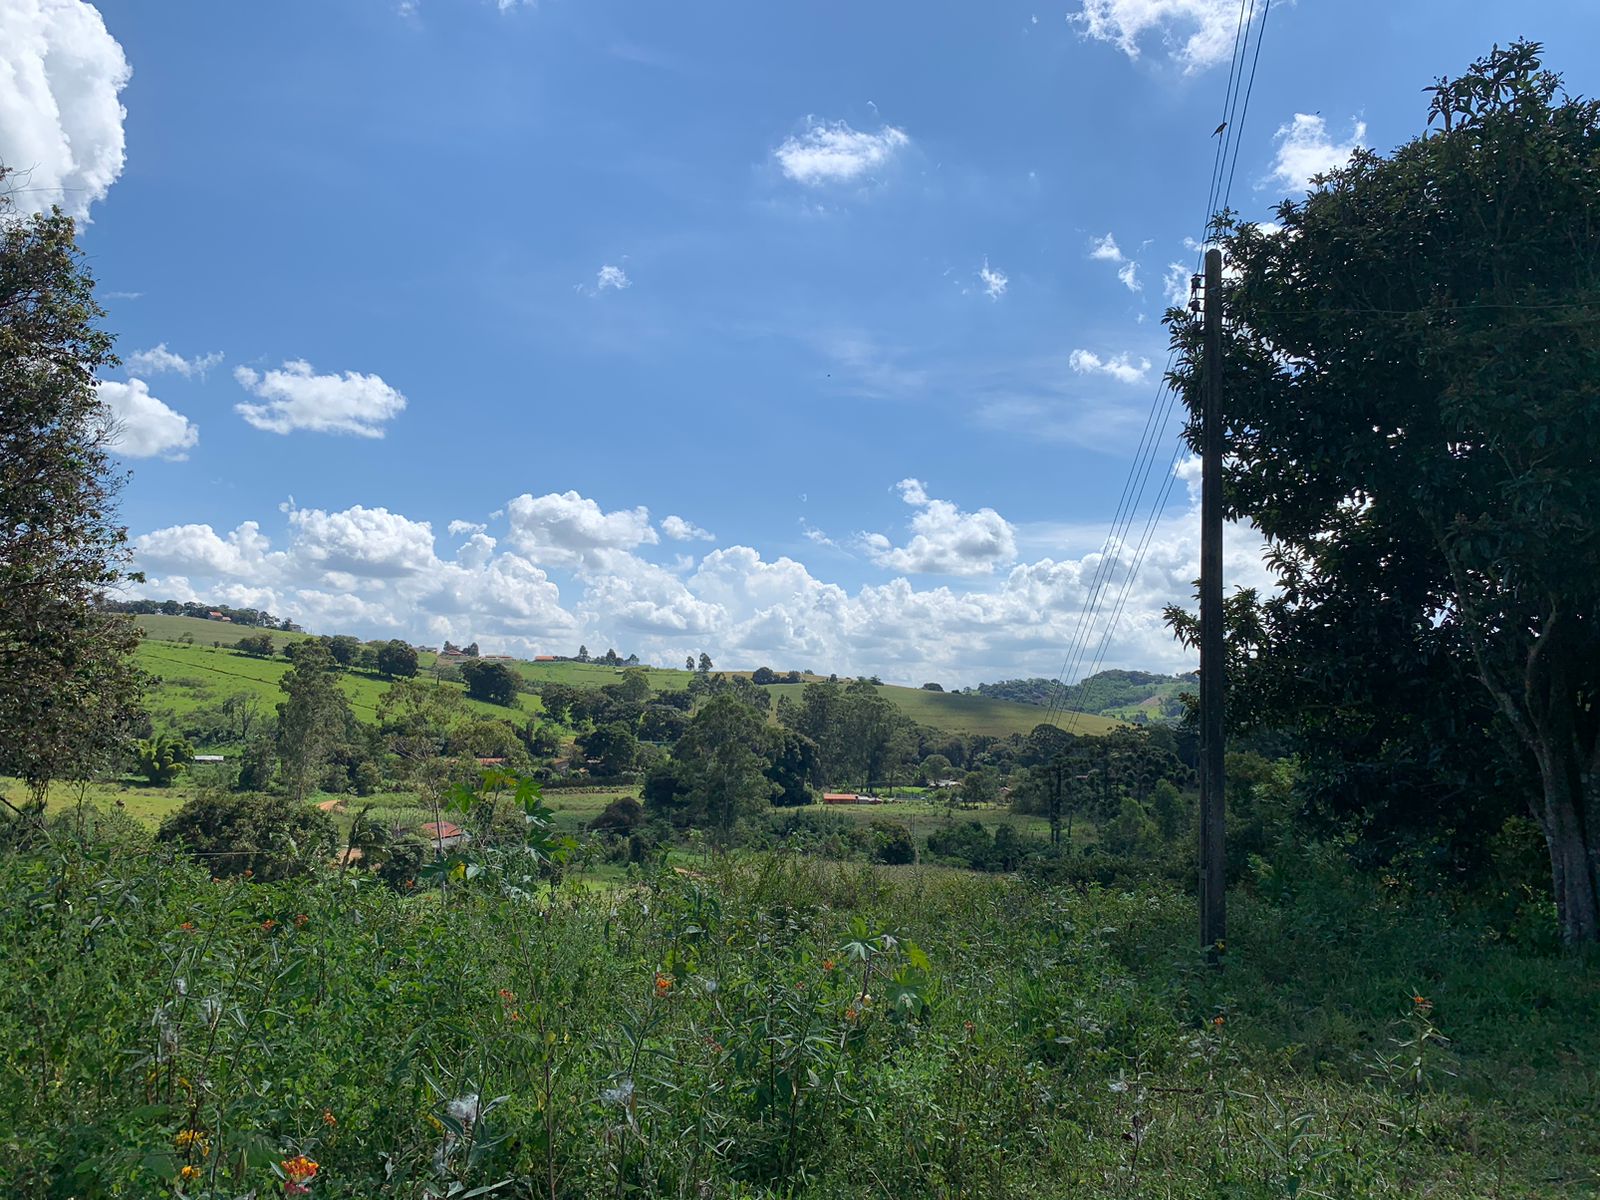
1089,233,1126,263
0,0,130,220
1072,0,1255,72
774,119,910,186
1269,113,1367,193
233,360,407,438
97,379,198,460
596,264,630,291
861,479,1018,577
505,490,659,567
661,515,714,542
1069,348,1152,385
125,343,224,379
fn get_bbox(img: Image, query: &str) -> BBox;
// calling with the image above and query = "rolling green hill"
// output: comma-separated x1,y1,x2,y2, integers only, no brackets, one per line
135,637,539,733
130,616,1122,741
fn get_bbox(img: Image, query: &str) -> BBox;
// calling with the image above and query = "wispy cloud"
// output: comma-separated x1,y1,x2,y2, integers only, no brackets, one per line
979,259,1009,300
126,343,224,379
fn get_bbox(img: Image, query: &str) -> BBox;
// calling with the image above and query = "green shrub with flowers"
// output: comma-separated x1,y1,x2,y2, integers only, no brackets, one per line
1,776,1596,1198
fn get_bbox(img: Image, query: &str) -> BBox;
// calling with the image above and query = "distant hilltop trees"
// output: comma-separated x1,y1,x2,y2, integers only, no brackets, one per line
102,597,299,631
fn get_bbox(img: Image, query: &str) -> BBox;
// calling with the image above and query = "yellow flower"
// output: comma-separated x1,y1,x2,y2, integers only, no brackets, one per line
179,1164,202,1182
174,1128,210,1155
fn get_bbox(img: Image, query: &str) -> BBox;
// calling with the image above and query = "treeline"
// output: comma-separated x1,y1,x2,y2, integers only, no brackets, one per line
102,597,299,630
970,670,1194,719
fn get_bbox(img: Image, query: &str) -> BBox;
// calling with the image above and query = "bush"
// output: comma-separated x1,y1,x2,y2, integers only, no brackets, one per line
157,791,338,880
135,734,194,786
869,820,916,865
589,795,646,835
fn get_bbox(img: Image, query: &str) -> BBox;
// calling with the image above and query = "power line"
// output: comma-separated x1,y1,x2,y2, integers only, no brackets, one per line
1044,2,1274,732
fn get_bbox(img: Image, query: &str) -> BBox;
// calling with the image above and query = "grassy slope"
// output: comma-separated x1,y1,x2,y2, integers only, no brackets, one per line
136,638,538,726
136,616,1122,742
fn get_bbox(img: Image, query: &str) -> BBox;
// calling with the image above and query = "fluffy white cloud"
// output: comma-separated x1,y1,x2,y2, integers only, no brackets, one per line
234,360,407,437
1069,348,1151,385
288,505,436,578
505,490,658,567
97,378,198,459
1072,0,1253,72
774,119,910,186
1269,114,1367,193
1117,261,1141,292
1089,232,1126,262
0,0,130,220
447,519,488,537
861,479,1018,577
661,515,714,542
127,478,1274,686
125,344,224,378
596,264,630,291
979,259,1008,300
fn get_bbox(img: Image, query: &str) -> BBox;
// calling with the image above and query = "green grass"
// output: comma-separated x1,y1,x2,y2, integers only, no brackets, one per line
132,613,312,648
2,835,1592,1197
136,638,539,726
758,681,1123,738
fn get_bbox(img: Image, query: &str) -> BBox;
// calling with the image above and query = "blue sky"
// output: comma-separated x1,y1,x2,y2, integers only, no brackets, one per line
3,1,1593,684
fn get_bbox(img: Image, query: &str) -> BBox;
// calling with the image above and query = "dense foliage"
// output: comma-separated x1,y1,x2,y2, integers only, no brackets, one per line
3,813,1593,1198
0,200,144,805
1167,42,1600,942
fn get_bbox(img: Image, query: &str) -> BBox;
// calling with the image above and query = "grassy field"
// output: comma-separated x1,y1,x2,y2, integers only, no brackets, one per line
135,621,1117,743
136,638,539,727
131,613,312,648
755,681,1121,738
4,835,1591,1198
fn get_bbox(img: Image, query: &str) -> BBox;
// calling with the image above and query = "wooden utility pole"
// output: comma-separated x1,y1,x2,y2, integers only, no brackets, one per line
1199,247,1227,956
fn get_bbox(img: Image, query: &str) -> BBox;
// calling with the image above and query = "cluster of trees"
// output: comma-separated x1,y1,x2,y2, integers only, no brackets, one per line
102,597,298,630
235,633,420,680
574,645,639,666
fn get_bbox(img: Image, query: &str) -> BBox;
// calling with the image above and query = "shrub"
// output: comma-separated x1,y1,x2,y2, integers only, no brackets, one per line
589,795,646,835
157,791,338,880
135,734,195,786
869,820,916,865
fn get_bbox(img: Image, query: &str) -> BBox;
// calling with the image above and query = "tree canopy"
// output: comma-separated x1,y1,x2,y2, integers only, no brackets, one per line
1169,42,1600,941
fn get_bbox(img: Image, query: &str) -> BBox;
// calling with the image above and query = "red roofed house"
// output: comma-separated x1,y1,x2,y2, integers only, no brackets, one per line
419,821,471,852
822,793,859,805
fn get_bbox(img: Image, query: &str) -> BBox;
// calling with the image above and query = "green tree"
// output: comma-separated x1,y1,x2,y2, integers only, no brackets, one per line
764,728,820,807
576,644,590,663
235,633,275,657
157,791,338,881
674,693,775,843
685,655,695,671
326,635,362,668
579,721,638,776
460,659,519,707
135,735,195,787
0,198,144,810
1170,43,1600,941
697,652,713,674
375,639,418,679
275,640,354,802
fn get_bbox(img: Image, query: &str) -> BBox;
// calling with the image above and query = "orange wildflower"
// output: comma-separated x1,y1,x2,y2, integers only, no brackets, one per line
294,913,309,928
654,972,673,997
261,918,276,932
1212,1015,1225,1028
179,921,196,933
281,1154,318,1195
822,958,835,971
321,1109,337,1127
